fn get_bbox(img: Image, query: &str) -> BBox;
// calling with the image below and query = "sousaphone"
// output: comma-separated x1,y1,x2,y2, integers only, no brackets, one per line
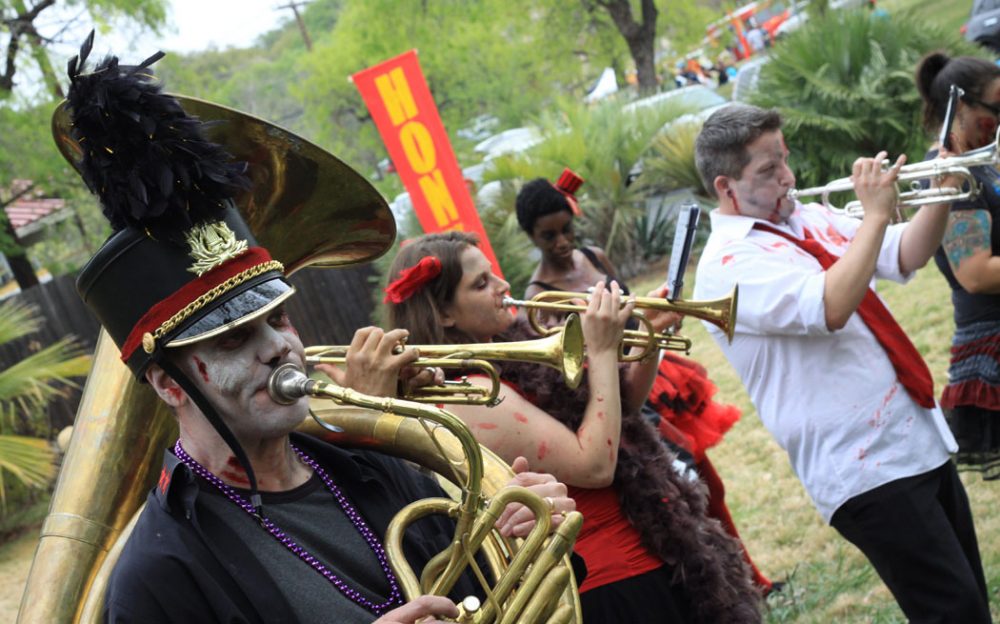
19,98,580,623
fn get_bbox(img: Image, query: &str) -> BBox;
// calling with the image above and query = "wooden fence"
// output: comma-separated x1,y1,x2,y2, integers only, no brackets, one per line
0,265,378,431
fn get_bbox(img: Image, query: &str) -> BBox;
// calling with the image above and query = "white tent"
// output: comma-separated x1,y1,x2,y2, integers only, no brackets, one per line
584,67,618,103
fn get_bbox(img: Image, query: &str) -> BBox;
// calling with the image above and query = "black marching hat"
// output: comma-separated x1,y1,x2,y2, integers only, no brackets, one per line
55,33,396,378
56,32,396,511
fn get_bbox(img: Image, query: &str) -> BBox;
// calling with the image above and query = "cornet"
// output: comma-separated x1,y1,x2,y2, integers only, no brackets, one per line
787,129,1000,217
503,286,738,361
304,314,585,405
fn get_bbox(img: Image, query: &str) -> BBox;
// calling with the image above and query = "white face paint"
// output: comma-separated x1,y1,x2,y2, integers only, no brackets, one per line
728,129,797,224
178,305,309,444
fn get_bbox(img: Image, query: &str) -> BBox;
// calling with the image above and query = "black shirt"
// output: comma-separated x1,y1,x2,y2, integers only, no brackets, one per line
927,149,1000,326
103,433,475,623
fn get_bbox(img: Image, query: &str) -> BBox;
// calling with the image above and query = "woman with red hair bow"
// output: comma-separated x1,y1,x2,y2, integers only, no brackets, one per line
384,230,761,624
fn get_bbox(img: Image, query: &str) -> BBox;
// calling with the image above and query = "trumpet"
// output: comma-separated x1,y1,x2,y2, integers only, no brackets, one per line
269,364,585,623
304,314,585,405
787,130,1000,217
503,286,738,361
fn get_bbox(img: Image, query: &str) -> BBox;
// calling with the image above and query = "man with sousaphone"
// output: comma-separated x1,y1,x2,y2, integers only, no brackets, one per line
693,103,991,623
32,35,580,623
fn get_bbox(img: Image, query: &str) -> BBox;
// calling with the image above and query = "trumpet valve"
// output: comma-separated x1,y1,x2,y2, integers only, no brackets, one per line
458,595,482,620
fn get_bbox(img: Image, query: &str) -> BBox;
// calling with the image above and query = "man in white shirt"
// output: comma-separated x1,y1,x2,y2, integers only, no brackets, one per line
693,104,990,622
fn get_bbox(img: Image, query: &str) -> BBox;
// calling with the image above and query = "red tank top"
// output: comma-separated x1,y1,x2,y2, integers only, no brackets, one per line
568,485,663,593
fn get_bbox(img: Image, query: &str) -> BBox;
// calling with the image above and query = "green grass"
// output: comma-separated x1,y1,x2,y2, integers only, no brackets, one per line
634,261,1000,622
880,0,972,40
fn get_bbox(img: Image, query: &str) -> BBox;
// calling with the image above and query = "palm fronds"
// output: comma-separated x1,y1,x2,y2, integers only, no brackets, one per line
480,95,699,275
638,120,708,198
750,9,981,189
0,436,56,507
0,298,91,510
0,340,91,433
0,300,43,345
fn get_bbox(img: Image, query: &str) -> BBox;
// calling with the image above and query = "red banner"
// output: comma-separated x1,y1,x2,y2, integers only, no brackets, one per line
352,50,502,277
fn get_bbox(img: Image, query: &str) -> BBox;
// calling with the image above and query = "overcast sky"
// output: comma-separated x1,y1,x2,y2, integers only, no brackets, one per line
47,0,288,63
151,0,290,52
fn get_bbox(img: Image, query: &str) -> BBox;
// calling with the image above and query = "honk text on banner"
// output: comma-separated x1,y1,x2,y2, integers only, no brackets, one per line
352,50,502,276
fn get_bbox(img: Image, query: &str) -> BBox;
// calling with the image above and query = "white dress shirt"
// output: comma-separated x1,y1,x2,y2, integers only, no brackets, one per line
694,203,956,522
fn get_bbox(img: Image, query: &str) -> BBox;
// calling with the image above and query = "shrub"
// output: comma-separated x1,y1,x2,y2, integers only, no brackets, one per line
750,8,981,189
481,95,699,277
638,119,709,199
0,300,90,516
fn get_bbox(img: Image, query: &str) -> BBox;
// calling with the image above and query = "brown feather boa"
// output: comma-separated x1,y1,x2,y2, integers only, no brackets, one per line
496,319,762,623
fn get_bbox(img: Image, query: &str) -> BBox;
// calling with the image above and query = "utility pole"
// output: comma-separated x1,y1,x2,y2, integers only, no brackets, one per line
276,1,313,52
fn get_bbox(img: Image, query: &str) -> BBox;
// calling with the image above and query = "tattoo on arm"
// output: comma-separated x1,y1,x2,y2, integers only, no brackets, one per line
943,210,992,270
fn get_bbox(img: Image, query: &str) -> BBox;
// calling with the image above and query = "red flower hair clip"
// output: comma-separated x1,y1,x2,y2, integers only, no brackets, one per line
383,256,442,303
553,168,584,216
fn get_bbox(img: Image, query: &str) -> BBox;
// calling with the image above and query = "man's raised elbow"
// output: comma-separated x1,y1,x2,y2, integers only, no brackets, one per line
825,311,850,332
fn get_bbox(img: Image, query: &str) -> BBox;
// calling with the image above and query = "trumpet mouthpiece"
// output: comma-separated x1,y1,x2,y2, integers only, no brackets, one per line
267,363,310,405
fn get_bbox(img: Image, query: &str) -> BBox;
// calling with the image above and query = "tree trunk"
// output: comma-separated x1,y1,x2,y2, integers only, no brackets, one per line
7,252,39,290
1,183,39,289
591,0,659,93
628,36,657,93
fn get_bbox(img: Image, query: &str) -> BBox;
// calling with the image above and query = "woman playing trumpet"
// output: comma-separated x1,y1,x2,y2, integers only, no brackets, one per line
385,231,761,624
917,51,1000,481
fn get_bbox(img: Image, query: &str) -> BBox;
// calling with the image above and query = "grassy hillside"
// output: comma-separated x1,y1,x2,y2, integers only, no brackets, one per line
881,0,972,38
633,257,999,622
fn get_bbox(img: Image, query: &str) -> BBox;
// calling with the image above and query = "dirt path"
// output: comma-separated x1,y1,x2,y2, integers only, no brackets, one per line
0,530,38,622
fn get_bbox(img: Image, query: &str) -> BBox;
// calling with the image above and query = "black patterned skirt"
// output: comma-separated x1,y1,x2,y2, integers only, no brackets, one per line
941,319,1000,480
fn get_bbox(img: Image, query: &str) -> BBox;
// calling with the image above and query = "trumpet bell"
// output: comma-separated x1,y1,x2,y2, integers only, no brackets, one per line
304,313,587,402
559,314,585,389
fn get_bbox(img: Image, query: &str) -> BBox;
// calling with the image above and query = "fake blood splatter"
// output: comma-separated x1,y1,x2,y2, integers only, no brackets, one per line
220,456,250,487
476,422,498,430
513,412,528,424
536,441,549,461
192,356,211,383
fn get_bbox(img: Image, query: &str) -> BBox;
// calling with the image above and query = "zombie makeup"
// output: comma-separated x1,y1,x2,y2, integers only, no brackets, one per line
182,307,309,442
727,130,796,223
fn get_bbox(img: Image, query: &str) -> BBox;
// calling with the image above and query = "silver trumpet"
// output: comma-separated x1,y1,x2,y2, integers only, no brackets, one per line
786,129,1000,217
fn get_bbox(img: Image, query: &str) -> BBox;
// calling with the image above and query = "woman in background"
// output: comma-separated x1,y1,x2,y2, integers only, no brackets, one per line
916,51,1000,480
516,170,774,592
385,231,761,624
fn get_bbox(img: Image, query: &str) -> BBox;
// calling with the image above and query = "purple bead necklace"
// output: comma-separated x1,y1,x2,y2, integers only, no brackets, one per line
174,440,403,615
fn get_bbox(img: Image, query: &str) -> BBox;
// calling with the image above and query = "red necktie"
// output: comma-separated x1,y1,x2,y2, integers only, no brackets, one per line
753,223,935,409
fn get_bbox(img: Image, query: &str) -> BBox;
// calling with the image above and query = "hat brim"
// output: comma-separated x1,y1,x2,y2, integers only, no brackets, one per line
166,278,296,348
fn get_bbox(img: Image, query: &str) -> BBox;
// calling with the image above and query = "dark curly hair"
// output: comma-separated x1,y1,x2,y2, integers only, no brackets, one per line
496,320,762,623
515,178,573,234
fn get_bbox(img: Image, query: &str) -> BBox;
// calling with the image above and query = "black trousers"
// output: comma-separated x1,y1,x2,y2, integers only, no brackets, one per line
830,461,990,623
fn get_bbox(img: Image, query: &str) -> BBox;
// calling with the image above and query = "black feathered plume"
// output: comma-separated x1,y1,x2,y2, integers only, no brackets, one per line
66,31,249,241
